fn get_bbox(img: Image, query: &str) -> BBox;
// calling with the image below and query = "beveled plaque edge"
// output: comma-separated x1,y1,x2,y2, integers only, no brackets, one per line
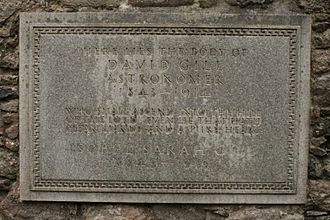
19,12,311,204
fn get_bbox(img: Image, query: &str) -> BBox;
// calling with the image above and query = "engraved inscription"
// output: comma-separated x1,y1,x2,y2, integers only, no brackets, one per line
64,106,261,136
31,26,298,194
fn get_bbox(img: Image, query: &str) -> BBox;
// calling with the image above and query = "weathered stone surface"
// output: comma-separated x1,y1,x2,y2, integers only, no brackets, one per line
59,0,122,9
226,207,304,220
298,0,330,14
0,87,17,101
199,0,218,8
0,75,18,87
311,137,328,148
309,155,324,178
306,216,330,220
325,121,330,137
322,157,330,178
128,0,194,7
0,184,79,220
312,50,330,75
0,28,9,38
0,100,18,113
314,74,330,107
312,124,325,138
82,205,152,220
322,122,330,136
225,0,273,8
1,113,18,125
4,124,18,140
0,0,22,24
306,210,329,217
311,122,322,139
19,13,311,203
321,108,330,117
0,190,7,200
152,205,207,220
314,14,330,23
323,143,330,154
0,138,18,152
204,206,230,218
313,29,330,49
310,146,327,157
312,22,330,33
308,180,330,211
0,137,4,147
0,51,18,70
0,213,6,220
0,148,17,180
0,178,11,191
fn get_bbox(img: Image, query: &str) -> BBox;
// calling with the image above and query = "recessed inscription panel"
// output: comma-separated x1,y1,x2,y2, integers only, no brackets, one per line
40,33,289,184
20,13,311,203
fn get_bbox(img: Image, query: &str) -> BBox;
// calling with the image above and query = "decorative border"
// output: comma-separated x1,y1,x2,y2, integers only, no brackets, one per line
32,26,297,193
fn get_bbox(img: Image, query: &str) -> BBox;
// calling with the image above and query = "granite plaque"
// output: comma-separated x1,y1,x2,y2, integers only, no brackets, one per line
20,13,311,203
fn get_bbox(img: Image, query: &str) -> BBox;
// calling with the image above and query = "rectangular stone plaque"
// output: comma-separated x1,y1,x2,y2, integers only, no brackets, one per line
20,12,311,203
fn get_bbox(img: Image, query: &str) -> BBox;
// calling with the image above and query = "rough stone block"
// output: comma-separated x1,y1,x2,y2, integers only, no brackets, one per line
313,29,330,49
0,0,22,24
312,50,330,74
199,0,218,8
225,0,273,8
59,0,122,9
0,87,17,101
128,0,194,7
308,180,330,211
298,0,330,14
0,148,18,180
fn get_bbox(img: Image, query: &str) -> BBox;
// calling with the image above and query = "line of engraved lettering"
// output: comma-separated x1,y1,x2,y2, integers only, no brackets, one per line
65,107,261,120
64,106,261,136
66,143,257,166
177,115,261,126
33,27,296,192
65,123,259,136
65,123,175,135
78,46,248,58
66,106,174,116
140,145,219,158
75,144,257,172
79,46,153,56
159,47,224,57
106,72,223,85
112,86,214,98
177,124,257,136
106,59,226,72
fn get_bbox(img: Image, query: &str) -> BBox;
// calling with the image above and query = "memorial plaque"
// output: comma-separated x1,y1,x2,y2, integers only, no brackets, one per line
20,13,311,203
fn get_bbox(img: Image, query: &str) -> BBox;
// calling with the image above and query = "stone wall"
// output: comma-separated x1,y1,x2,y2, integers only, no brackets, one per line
0,0,329,219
